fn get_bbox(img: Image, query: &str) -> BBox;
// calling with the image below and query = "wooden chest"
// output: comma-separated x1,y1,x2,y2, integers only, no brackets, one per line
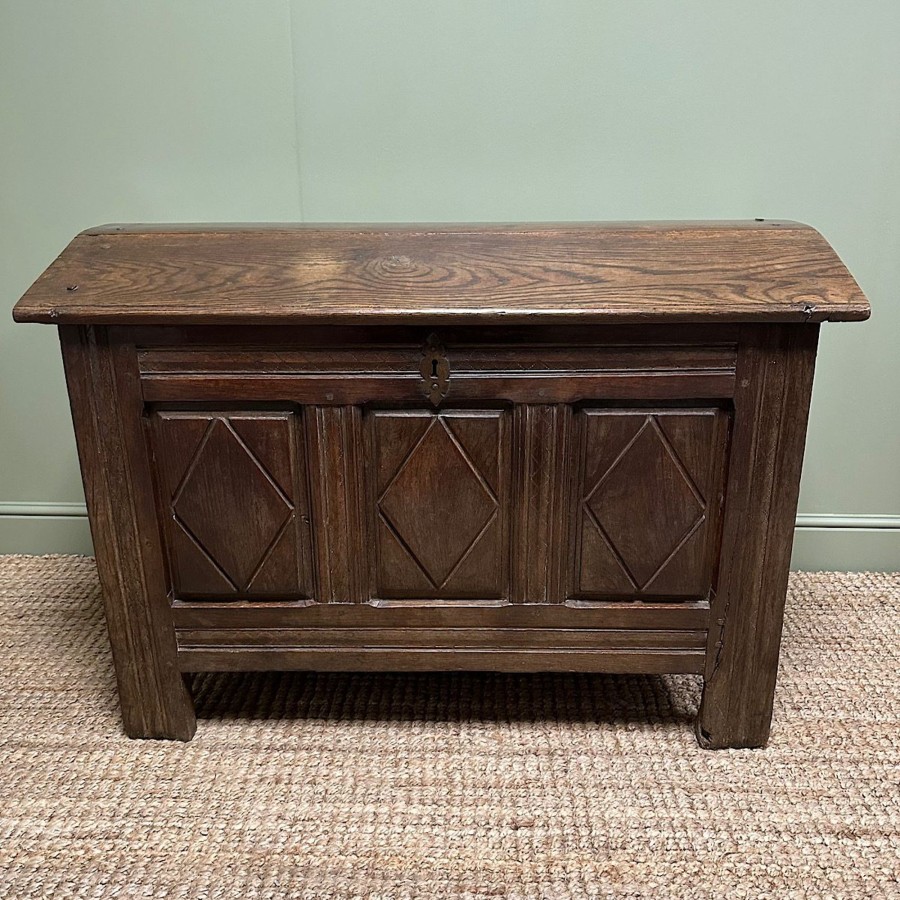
13,221,869,747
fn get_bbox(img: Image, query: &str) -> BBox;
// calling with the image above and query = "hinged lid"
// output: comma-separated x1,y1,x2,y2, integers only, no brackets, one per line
12,221,869,326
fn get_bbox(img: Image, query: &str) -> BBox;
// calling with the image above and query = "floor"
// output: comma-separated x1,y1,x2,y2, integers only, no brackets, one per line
0,555,898,898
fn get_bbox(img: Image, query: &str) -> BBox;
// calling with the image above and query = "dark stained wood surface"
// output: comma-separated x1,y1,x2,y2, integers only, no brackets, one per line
368,409,510,600
175,647,707,675
511,405,570,604
174,627,708,651
306,406,369,603
136,328,745,616
17,223,868,745
169,599,712,631
572,408,729,600
59,325,196,740
150,410,313,599
697,324,820,749
13,221,869,325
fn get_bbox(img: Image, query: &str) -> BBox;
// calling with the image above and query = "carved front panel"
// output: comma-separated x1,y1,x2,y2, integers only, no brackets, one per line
150,410,312,599
368,410,509,600
573,409,730,600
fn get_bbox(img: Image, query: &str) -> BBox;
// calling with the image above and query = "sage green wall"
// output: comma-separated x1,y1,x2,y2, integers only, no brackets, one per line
2,1,898,568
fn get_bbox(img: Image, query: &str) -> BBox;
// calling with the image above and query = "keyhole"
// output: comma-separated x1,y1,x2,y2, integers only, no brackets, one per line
431,357,439,379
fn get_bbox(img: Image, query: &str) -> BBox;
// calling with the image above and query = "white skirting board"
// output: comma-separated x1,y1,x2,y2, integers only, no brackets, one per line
0,504,93,556
0,505,897,572
790,516,899,573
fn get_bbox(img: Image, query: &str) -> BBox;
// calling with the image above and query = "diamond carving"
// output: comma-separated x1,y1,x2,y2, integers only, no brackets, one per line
585,418,705,589
379,418,497,587
173,419,292,590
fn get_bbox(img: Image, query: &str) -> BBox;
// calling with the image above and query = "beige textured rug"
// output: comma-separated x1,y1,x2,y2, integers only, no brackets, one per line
0,556,898,899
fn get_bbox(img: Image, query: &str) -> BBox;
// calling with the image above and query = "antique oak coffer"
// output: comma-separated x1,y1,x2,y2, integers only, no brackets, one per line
13,222,869,748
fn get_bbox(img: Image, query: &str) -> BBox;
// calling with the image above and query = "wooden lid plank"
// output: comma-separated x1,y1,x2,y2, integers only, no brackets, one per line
12,221,870,325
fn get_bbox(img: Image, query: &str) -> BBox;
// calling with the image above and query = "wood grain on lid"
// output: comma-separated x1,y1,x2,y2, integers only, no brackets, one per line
12,221,870,325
